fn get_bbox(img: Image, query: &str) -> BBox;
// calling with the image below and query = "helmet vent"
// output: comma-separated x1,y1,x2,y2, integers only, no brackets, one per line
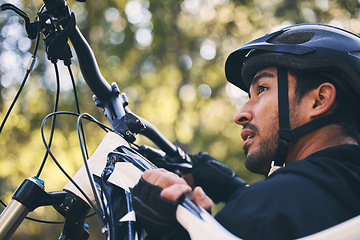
268,30,315,45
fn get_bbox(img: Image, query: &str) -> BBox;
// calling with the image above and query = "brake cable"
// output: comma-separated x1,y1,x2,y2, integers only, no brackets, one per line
0,5,99,225
0,27,40,134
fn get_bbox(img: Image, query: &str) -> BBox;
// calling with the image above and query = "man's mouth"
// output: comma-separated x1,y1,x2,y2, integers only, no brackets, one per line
246,135,254,140
241,128,256,142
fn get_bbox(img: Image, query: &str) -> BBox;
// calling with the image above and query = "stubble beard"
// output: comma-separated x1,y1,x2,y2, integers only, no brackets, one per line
244,107,299,175
244,133,278,175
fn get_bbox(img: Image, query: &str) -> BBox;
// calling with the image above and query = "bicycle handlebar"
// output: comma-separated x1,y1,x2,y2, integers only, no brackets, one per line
69,27,113,102
68,23,184,159
0,1,192,239
39,0,192,165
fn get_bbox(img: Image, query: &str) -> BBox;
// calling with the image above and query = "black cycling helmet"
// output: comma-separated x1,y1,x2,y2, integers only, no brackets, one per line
225,24,360,174
225,23,360,95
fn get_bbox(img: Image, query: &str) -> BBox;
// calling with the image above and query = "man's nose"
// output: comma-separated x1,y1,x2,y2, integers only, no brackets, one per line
233,106,253,126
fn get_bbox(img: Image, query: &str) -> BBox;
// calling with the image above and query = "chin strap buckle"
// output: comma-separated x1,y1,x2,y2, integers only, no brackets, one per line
268,161,284,177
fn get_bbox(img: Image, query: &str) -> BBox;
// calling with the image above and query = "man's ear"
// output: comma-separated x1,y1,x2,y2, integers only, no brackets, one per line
309,82,337,118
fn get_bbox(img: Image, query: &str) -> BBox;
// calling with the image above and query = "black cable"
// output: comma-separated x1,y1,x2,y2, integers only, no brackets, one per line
2,111,110,225
76,113,113,229
0,71,30,134
22,63,85,224
0,33,67,225
0,28,40,134
40,111,111,228
24,111,109,225
36,63,61,178
25,216,63,224
68,65,89,159
67,65,81,114
0,13,120,231
31,23,41,56
24,201,97,224
76,113,112,224
0,29,40,208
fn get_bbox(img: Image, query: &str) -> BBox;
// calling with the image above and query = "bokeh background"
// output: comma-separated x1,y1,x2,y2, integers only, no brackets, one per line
0,0,359,238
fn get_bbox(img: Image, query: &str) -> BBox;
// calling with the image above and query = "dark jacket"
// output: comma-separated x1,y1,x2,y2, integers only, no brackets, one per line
215,144,360,239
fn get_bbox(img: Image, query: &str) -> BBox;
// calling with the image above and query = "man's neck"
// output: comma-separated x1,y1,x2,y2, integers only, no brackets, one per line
285,125,358,165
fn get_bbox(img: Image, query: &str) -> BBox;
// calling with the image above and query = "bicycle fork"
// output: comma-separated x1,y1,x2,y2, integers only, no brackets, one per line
0,198,29,240
0,177,90,240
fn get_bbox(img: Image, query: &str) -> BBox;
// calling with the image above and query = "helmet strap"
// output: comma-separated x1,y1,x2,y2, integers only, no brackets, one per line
271,67,355,173
274,67,291,167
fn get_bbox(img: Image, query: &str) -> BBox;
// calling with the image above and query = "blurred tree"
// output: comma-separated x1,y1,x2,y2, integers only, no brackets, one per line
0,0,360,238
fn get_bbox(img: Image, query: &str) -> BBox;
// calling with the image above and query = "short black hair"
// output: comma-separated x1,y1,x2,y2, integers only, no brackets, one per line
292,70,360,143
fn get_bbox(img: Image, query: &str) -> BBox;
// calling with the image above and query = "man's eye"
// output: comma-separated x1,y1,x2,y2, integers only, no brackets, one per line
257,85,267,95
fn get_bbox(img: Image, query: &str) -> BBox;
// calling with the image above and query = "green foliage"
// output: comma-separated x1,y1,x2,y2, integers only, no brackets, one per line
0,0,360,238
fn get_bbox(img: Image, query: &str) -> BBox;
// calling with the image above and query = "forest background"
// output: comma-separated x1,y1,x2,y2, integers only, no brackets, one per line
0,0,359,238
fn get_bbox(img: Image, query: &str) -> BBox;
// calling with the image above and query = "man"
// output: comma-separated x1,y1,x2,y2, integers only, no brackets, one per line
131,24,360,239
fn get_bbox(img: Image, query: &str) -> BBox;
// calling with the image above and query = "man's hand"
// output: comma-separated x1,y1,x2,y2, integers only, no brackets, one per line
142,168,212,212
131,168,212,239
191,152,248,203
136,145,247,204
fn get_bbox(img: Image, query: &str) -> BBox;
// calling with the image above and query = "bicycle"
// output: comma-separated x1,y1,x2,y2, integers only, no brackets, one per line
0,0,240,239
0,0,360,239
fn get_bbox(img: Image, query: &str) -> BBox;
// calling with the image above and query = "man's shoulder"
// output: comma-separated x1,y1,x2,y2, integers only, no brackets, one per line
216,144,360,239
272,144,360,178
301,143,360,163
245,143,360,213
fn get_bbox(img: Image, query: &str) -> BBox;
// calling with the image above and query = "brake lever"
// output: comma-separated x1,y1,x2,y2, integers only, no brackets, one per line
0,3,38,39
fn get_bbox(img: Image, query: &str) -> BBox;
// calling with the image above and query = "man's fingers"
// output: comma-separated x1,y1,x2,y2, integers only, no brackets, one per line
161,183,192,201
142,169,186,188
142,168,168,184
142,169,210,208
193,187,212,212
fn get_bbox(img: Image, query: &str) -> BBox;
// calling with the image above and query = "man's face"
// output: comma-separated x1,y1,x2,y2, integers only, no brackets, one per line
234,67,301,175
